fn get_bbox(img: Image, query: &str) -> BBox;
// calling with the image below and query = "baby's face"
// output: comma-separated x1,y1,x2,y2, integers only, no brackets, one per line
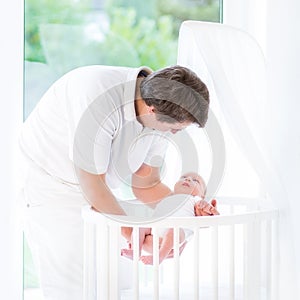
173,172,206,197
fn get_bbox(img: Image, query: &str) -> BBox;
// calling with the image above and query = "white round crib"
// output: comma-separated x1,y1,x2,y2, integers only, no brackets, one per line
82,197,278,300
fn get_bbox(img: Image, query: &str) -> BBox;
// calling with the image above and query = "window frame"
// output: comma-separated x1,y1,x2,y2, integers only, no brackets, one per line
0,0,24,299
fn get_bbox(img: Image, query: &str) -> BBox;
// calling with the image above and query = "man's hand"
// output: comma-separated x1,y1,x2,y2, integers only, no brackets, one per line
194,199,219,216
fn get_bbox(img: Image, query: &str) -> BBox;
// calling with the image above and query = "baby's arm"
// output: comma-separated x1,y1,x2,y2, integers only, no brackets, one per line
140,228,185,265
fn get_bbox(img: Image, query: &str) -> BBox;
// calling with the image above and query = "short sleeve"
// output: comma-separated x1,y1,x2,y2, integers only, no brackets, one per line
143,132,169,168
72,94,121,174
63,66,124,173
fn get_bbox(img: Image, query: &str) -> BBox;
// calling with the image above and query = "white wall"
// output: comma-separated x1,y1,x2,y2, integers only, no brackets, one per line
224,0,300,297
0,1,24,299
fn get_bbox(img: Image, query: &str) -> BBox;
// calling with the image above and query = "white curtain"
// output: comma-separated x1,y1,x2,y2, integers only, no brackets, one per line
177,21,298,298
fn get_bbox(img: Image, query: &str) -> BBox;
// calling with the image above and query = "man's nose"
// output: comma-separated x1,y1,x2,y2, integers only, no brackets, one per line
170,129,180,134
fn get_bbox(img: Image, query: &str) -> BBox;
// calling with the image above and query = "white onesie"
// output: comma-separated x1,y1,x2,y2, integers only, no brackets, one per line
152,194,201,240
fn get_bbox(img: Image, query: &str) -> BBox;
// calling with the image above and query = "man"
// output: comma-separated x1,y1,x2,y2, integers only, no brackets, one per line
19,64,209,299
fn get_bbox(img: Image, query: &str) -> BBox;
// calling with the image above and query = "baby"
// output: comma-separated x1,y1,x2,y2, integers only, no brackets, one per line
121,172,219,265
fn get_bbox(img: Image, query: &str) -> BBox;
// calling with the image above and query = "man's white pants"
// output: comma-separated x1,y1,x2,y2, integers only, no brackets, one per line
20,154,132,300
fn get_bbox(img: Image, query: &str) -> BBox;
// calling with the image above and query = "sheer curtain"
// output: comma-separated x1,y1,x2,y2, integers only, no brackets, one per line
177,21,298,299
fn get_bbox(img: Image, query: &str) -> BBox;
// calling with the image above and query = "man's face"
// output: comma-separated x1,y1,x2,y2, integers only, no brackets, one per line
174,172,206,197
151,119,192,134
137,103,192,133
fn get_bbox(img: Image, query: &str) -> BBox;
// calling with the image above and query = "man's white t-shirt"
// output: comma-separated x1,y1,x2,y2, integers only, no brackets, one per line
19,65,169,189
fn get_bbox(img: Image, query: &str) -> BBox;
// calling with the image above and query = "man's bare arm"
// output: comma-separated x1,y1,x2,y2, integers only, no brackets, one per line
132,163,172,207
75,167,132,239
76,167,125,214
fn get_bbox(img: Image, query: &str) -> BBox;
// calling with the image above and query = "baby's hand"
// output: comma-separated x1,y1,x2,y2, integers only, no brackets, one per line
194,199,219,216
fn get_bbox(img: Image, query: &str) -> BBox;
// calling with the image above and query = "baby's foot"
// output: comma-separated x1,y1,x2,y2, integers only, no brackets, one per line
121,248,134,260
140,255,154,265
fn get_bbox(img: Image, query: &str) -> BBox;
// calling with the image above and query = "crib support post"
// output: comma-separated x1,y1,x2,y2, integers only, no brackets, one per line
109,224,120,300
271,218,279,300
229,224,235,300
83,221,96,300
96,223,109,300
229,205,235,300
244,220,261,300
211,226,219,300
152,227,160,300
265,220,272,300
132,226,140,300
193,227,200,300
173,227,180,300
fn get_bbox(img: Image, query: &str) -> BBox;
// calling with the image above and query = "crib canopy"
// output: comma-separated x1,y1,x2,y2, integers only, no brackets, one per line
176,20,298,299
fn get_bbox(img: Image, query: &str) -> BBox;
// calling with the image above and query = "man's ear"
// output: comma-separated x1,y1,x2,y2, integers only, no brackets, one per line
147,105,155,114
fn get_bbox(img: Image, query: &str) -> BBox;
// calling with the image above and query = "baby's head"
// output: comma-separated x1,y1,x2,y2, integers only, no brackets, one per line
173,172,206,199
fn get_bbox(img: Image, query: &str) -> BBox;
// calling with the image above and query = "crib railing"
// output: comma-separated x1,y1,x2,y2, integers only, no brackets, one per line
82,198,278,300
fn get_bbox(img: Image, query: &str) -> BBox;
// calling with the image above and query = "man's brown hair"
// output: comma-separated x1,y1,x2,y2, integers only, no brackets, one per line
140,65,210,127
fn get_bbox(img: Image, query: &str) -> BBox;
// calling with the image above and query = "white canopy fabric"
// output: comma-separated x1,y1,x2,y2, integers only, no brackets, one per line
177,20,298,298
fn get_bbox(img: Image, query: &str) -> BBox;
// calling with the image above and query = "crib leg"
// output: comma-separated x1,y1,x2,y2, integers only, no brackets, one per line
96,223,109,300
83,221,88,300
243,220,261,300
271,218,279,300
211,226,219,300
132,226,140,300
229,224,235,300
173,227,180,300
152,227,160,300
83,221,96,300
109,224,120,300
193,227,200,300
